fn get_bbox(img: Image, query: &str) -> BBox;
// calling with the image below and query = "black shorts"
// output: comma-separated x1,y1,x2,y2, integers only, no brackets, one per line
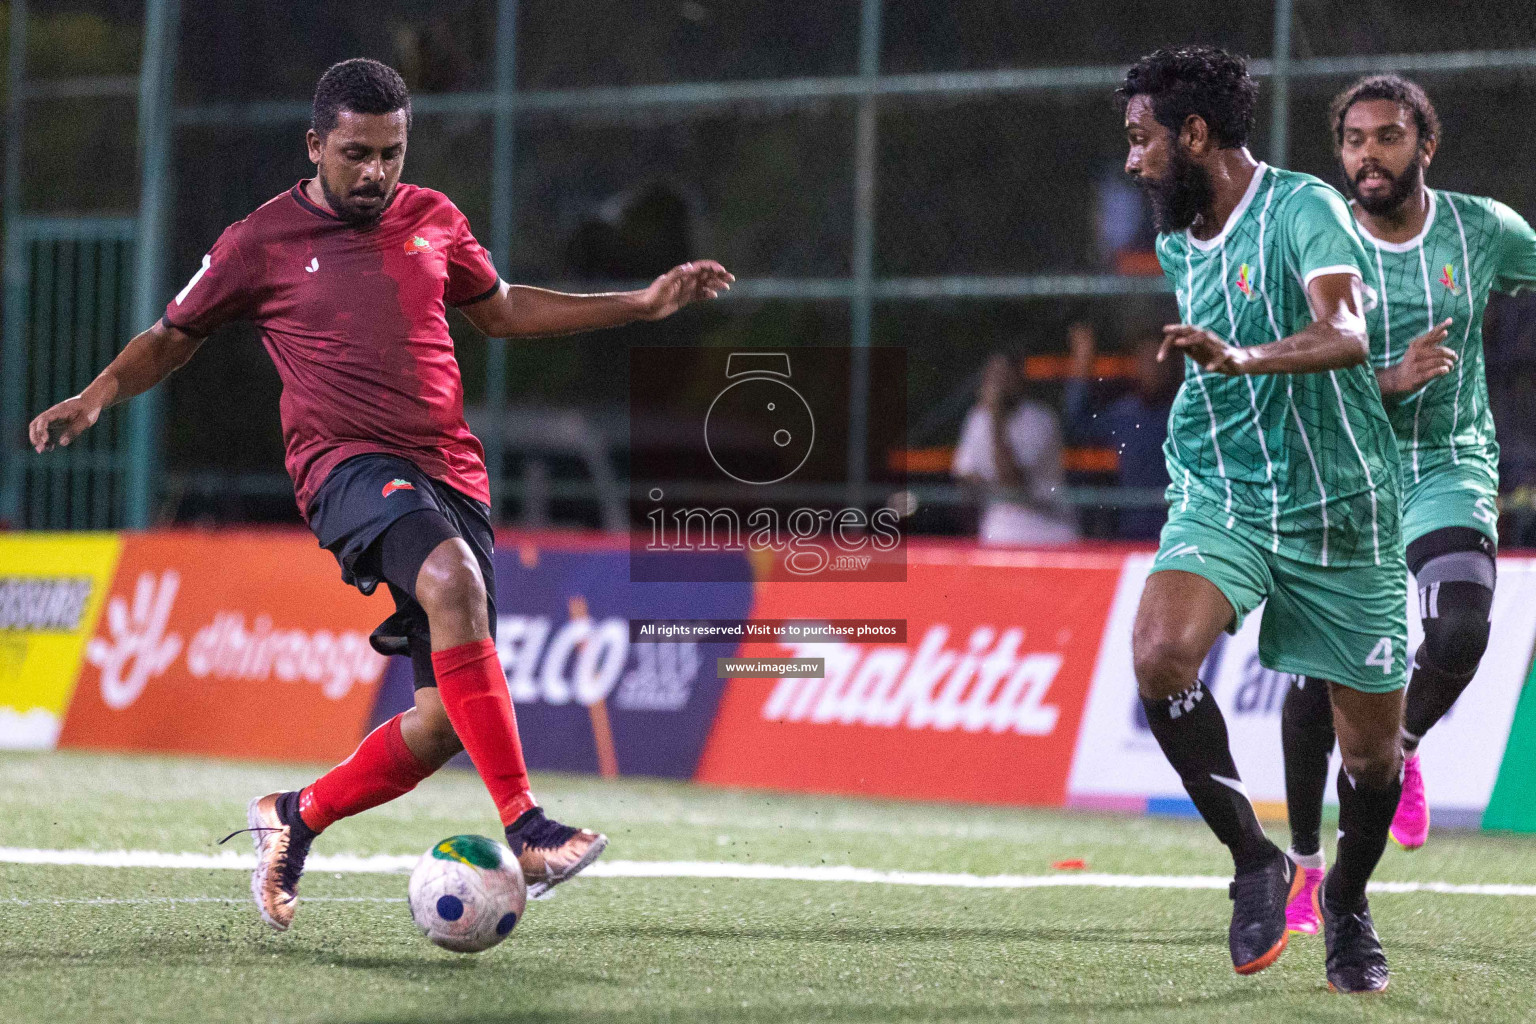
307,453,496,689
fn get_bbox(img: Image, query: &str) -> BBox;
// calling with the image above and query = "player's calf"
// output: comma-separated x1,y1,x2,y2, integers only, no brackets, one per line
389,527,610,898
1382,574,1476,852
1133,597,1278,875
1402,577,1493,753
1278,678,1337,935
1133,572,1287,970
299,711,439,834
1281,676,1335,866
1326,682,1403,956
400,689,467,767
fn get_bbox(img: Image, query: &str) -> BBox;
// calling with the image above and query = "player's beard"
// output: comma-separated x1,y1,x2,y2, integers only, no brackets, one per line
1344,159,1423,217
1136,145,1214,234
319,171,392,226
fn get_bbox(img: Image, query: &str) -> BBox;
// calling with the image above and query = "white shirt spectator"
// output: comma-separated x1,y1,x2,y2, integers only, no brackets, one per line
953,402,1079,546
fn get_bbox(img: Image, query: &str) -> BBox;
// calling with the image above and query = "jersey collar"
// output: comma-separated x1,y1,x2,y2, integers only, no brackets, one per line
291,180,343,221
1185,162,1269,252
1351,189,1437,253
290,179,403,226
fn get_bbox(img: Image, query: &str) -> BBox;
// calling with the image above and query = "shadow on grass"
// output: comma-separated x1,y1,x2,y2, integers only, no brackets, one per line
0,937,615,990
271,946,486,972
337,987,1281,1024
0,930,278,970
0,923,1223,980
542,923,1224,949
264,942,622,987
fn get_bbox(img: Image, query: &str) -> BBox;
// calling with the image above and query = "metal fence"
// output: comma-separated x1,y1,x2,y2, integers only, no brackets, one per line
7,0,1536,530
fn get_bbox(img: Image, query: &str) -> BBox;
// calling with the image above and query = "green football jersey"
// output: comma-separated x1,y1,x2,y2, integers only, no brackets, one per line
1156,163,1402,568
1350,190,1536,487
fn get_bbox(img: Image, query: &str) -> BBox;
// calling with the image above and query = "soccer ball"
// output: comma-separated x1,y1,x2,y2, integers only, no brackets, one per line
408,834,527,953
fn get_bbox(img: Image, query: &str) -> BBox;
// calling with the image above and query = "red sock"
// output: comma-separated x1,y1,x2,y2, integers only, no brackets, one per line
431,638,537,825
299,713,435,833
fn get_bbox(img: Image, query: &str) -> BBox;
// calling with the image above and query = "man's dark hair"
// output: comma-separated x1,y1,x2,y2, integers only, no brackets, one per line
1329,74,1440,151
312,58,412,138
1117,46,1259,149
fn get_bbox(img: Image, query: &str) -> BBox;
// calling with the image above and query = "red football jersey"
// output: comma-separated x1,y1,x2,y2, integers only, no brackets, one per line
163,181,502,516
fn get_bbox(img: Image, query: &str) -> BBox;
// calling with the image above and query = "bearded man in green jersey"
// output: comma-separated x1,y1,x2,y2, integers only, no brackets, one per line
1120,47,1405,994
1281,74,1536,931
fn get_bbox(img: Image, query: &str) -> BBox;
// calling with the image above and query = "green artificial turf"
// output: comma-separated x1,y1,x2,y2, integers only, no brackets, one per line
2,750,1535,1023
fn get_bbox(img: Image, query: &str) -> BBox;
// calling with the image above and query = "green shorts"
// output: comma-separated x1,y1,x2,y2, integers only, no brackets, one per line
1401,457,1499,548
1152,513,1408,693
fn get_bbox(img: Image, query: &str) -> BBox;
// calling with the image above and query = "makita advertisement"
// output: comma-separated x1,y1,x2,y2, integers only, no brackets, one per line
695,548,1125,805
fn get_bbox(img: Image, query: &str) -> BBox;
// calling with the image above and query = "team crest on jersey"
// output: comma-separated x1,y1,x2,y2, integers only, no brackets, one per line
1235,263,1255,300
405,235,434,255
1440,263,1462,296
382,478,416,497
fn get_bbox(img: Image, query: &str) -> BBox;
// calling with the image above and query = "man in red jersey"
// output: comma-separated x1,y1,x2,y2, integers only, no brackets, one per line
28,58,733,932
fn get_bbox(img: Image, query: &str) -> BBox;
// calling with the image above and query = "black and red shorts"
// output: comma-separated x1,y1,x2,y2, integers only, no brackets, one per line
307,453,496,689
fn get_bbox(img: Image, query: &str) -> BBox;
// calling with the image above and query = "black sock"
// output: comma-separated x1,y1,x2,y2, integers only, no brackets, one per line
1402,653,1477,753
1281,676,1335,857
1328,765,1401,911
1141,681,1273,872
507,806,543,834
275,790,318,845
506,807,578,854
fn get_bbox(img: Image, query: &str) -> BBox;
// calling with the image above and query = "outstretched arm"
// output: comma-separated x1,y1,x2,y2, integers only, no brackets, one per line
1157,271,1369,376
29,320,204,452
459,260,734,339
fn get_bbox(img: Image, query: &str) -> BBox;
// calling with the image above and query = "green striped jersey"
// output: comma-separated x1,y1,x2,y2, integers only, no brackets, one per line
1349,189,1536,486
1155,163,1402,568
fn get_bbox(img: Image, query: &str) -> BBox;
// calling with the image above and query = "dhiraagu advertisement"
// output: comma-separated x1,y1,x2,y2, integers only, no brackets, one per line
0,534,122,750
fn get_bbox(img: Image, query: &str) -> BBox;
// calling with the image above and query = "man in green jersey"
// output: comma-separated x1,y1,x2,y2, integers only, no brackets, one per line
1281,75,1536,931
1120,47,1405,993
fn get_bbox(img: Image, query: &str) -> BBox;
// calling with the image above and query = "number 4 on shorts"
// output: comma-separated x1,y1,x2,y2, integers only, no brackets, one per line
1366,637,1394,675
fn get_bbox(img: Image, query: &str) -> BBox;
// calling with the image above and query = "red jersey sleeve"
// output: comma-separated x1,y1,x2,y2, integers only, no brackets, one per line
444,209,502,307
163,225,257,334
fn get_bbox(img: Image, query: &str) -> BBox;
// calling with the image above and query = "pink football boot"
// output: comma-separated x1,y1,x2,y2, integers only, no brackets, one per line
1390,751,1430,850
1285,861,1325,936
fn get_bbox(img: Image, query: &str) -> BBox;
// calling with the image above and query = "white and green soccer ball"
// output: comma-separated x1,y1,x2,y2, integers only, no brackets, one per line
408,834,527,953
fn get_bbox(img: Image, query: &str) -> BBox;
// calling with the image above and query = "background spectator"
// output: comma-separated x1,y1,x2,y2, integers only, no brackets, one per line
952,354,1078,546
1062,323,1181,540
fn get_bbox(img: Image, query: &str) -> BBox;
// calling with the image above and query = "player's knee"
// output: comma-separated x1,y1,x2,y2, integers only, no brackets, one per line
1419,584,1492,677
1132,631,1207,700
1340,742,1400,790
408,698,464,766
414,541,487,626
